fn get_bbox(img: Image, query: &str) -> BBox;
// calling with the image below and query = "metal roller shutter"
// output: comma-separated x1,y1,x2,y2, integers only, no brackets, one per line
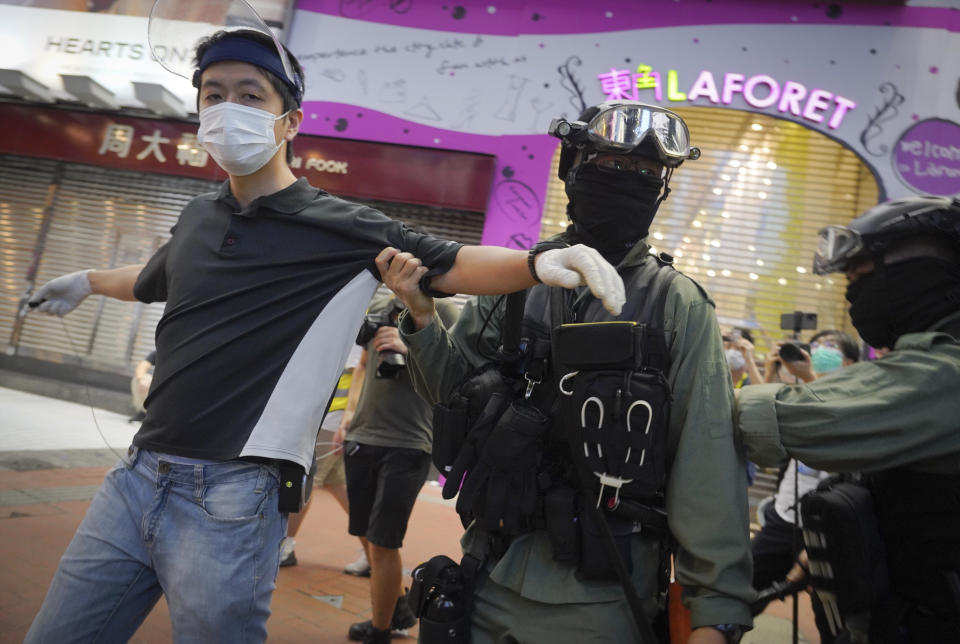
0,155,60,349
12,161,218,372
540,106,879,353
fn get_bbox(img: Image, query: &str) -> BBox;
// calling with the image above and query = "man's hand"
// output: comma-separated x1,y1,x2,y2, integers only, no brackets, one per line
733,336,754,359
375,248,435,330
372,326,407,356
534,244,625,315
27,270,92,316
780,346,816,383
763,344,781,375
333,411,353,448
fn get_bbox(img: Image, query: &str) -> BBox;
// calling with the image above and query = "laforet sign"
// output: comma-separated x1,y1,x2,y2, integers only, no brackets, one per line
598,64,857,131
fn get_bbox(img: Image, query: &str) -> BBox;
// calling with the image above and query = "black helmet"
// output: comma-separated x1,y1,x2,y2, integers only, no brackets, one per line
813,196,960,275
550,101,700,181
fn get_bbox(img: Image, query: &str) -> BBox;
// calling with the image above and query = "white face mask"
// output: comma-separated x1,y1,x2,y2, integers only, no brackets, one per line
197,102,289,176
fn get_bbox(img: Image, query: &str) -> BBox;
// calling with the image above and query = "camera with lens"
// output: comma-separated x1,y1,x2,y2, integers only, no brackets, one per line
779,341,812,363
355,300,406,378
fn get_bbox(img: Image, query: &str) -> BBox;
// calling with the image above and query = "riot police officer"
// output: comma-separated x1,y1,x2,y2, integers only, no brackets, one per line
736,196,960,642
378,101,754,644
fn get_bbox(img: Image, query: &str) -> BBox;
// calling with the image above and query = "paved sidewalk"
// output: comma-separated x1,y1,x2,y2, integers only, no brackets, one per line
0,385,819,642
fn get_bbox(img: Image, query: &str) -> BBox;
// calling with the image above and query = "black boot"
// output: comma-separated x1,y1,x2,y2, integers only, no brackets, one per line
361,626,391,644
348,590,417,641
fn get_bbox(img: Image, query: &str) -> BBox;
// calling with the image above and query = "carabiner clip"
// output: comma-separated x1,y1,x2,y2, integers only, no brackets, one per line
524,374,541,400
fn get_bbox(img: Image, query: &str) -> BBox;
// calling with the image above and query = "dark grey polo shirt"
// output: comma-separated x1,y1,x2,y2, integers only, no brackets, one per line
132,178,461,470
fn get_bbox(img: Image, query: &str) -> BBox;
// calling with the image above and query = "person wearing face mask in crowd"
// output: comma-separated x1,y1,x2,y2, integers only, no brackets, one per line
736,196,960,643
724,328,762,389
380,101,753,644
22,28,627,644
762,329,859,385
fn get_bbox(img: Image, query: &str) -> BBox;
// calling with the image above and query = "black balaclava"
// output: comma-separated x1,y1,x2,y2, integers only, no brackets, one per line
564,153,665,264
845,256,960,349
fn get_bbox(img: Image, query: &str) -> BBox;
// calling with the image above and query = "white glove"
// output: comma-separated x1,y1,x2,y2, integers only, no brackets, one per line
534,244,625,315
27,270,93,316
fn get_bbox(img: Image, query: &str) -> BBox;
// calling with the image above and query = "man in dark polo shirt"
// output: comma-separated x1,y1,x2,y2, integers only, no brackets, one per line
24,28,624,644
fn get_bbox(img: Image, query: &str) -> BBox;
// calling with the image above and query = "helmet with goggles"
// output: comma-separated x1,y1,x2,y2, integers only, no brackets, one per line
550,101,700,180
812,195,960,275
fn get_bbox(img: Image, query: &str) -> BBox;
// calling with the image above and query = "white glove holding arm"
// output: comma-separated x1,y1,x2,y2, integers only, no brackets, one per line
533,244,625,316
27,270,93,316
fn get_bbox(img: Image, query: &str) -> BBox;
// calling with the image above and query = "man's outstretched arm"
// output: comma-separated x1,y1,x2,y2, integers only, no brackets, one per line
28,264,145,316
376,244,625,316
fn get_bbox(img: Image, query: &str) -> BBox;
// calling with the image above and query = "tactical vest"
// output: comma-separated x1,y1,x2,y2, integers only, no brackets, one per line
867,467,960,640
431,254,680,577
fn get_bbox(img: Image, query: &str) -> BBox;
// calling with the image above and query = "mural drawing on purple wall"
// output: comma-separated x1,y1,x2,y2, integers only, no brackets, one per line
860,82,907,157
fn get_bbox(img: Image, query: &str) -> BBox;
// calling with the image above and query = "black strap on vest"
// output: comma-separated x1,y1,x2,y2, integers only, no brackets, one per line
499,290,527,370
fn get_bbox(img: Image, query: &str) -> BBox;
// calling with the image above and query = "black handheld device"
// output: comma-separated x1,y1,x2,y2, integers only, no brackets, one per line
780,311,818,333
779,342,812,362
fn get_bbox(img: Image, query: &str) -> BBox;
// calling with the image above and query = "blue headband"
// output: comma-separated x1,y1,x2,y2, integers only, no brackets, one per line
193,36,303,105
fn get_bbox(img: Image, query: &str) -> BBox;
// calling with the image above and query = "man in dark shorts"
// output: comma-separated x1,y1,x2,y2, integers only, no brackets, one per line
337,294,457,642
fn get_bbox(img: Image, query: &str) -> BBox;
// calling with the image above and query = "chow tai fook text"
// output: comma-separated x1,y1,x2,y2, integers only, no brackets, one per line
599,65,856,130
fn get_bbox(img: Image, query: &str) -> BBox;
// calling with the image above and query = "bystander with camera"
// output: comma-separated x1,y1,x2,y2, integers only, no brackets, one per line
336,294,458,643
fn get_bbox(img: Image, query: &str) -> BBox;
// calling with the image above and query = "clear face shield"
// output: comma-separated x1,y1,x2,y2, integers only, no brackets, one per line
549,103,700,168
813,225,864,275
147,0,301,98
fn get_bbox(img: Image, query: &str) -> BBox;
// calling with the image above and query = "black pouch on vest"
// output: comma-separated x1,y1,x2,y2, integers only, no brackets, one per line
432,365,516,477
432,402,468,476
554,321,670,505
800,479,889,619
554,321,639,370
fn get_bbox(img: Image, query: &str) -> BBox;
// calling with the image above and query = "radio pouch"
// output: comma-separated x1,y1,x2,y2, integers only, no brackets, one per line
800,478,889,635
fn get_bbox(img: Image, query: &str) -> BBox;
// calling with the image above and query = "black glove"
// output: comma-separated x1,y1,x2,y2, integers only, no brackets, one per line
457,400,550,534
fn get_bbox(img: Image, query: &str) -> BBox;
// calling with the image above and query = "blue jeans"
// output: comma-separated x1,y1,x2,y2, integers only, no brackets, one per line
26,447,286,644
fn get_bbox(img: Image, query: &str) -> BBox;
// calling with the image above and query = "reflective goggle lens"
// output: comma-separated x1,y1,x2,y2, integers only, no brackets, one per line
813,226,863,274
587,106,690,158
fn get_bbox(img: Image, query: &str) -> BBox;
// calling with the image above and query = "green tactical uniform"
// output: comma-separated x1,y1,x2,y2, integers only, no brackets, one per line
736,312,960,475
399,240,754,642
